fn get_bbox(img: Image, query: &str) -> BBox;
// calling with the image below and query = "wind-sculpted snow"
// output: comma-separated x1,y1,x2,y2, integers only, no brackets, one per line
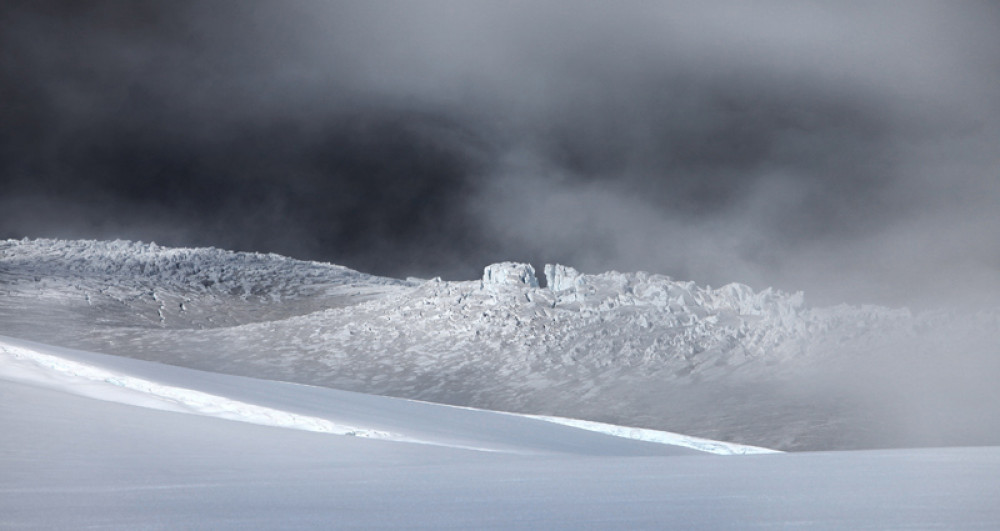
0,238,409,337
2,238,998,451
0,237,405,293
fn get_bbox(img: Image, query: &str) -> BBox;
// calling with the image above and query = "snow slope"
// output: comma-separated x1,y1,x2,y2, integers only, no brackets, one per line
3,238,1000,451
2,336,998,529
2,334,774,456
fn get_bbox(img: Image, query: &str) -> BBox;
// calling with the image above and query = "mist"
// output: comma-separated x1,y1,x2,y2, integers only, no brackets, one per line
2,0,999,309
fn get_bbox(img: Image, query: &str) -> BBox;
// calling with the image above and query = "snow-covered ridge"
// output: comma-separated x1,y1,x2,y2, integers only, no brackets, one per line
0,237,404,297
486,260,806,319
442,260,873,367
467,261,916,363
3,237,992,451
0,238,411,333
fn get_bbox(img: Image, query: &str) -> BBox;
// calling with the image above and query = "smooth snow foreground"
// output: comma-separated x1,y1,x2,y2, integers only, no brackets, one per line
3,336,1000,529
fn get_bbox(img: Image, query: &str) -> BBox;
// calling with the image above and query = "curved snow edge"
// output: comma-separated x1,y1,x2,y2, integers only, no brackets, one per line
0,338,778,455
525,415,782,455
384,395,782,455
0,342,399,439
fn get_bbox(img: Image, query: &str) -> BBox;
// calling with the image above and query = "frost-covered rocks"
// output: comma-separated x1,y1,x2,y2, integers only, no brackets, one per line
544,264,582,292
482,262,539,290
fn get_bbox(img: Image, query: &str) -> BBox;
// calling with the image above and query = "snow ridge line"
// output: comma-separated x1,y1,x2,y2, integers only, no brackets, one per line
0,342,398,440
0,340,776,455
380,394,783,455
523,415,781,455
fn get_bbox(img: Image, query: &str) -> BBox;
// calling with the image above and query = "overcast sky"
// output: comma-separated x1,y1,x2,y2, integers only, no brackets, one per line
2,1,998,306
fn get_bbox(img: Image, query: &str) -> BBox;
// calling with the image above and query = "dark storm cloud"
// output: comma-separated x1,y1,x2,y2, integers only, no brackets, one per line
2,1,999,305
0,0,493,276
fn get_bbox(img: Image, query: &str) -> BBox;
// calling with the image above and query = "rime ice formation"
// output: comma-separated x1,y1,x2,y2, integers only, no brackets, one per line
0,238,392,292
544,264,582,292
0,238,409,334
482,262,539,289
1,238,995,450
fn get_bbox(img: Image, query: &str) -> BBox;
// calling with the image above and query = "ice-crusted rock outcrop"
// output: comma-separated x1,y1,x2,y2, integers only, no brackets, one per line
544,264,582,292
481,262,539,290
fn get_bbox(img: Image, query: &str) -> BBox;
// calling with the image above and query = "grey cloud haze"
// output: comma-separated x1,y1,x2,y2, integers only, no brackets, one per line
2,0,999,306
